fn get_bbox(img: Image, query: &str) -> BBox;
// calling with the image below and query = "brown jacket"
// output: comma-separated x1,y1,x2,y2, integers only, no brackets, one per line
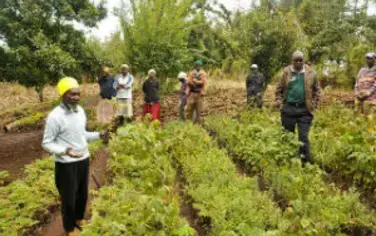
185,69,208,95
275,65,321,114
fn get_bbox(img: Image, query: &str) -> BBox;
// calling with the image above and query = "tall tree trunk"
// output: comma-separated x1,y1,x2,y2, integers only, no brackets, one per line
36,86,44,102
364,0,369,13
354,0,358,15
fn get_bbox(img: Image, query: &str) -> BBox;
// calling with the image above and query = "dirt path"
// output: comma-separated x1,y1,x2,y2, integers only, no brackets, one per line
0,130,48,180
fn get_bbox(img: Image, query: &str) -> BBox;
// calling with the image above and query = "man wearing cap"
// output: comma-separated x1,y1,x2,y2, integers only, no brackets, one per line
97,67,116,124
275,51,321,164
42,77,107,235
246,64,265,109
178,72,188,120
113,64,134,127
98,67,116,100
186,60,208,123
142,69,160,121
355,52,376,115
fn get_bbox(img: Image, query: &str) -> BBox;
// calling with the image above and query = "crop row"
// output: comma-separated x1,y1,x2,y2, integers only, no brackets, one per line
311,104,376,197
204,111,376,234
164,122,288,235
81,123,194,236
0,157,57,235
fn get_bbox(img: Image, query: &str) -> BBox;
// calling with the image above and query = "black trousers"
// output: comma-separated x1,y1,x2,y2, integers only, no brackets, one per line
247,91,263,109
281,111,313,163
55,158,89,232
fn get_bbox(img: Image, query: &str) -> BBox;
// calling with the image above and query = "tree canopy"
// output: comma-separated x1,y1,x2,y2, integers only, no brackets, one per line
2,0,376,92
0,0,107,99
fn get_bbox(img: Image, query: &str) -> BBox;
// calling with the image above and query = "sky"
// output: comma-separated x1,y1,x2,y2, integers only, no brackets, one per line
87,0,252,41
88,0,376,42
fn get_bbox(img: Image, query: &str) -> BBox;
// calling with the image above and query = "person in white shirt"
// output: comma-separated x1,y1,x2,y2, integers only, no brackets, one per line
42,77,107,235
113,64,134,127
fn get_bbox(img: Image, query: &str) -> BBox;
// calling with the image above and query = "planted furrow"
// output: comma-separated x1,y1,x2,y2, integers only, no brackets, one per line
81,123,195,236
164,122,289,235
311,104,376,203
205,111,376,235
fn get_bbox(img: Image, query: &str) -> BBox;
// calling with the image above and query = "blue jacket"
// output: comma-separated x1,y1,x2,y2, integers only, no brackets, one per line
98,76,116,99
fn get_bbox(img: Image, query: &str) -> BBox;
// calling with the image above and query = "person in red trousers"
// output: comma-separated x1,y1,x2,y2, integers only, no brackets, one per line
142,69,160,121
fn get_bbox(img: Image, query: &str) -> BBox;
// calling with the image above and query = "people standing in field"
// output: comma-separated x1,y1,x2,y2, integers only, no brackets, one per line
113,64,134,127
142,69,160,121
275,51,321,164
186,60,208,123
97,67,116,124
355,52,376,116
42,77,107,236
178,72,188,120
246,64,265,109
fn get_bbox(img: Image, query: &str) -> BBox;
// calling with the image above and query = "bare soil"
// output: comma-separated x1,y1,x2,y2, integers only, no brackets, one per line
0,130,49,180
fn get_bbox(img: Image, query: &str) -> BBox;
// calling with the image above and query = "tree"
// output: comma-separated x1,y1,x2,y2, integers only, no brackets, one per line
0,0,107,101
118,0,194,81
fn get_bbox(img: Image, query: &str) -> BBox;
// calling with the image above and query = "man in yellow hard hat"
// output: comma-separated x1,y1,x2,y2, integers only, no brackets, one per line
42,77,107,236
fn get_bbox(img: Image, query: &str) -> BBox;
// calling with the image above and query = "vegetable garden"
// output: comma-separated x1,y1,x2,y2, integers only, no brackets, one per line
2,102,376,235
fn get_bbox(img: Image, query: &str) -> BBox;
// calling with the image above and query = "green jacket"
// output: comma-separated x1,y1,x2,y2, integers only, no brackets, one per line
275,65,321,114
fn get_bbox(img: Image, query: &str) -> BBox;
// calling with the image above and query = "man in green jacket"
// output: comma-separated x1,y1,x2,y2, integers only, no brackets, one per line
275,51,321,164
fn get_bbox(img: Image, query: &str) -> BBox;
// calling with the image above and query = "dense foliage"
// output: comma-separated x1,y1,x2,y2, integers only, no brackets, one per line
1,0,376,90
82,123,195,235
205,111,376,234
165,122,285,235
0,0,107,99
311,103,376,198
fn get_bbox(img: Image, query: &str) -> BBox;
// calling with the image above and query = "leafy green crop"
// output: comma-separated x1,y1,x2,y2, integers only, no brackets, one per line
205,110,376,234
82,123,194,236
0,157,58,235
0,171,9,186
311,103,376,194
164,122,286,235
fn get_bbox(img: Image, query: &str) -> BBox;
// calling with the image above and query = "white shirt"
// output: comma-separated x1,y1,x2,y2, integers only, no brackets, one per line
42,104,100,163
115,73,134,99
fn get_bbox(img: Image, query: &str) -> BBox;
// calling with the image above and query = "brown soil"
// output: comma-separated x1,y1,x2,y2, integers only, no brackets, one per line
0,130,49,180
132,88,246,123
321,90,355,107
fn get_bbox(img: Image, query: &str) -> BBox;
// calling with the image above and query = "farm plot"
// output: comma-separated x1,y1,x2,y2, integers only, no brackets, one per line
204,110,376,235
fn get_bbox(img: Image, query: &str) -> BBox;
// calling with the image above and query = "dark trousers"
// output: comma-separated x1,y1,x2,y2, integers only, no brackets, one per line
247,92,263,109
178,100,186,121
281,112,313,163
55,158,89,232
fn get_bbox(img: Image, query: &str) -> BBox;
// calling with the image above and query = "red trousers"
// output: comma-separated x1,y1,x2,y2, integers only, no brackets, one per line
143,102,161,121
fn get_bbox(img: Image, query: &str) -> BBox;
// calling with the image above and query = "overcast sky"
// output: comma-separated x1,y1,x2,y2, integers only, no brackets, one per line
87,0,252,41
88,0,376,41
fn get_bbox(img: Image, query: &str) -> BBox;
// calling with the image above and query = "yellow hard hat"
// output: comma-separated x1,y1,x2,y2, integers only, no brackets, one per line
57,77,80,97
